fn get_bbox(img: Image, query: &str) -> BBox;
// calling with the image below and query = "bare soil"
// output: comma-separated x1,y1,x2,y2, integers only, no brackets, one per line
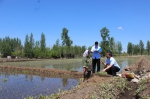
0,66,83,78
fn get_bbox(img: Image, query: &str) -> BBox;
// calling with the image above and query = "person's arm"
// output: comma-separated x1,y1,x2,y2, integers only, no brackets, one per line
102,64,113,72
102,58,115,72
99,47,102,54
100,60,106,66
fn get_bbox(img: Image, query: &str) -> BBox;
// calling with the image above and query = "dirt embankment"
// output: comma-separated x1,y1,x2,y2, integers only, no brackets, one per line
121,56,150,74
0,58,44,63
0,66,83,78
55,57,150,99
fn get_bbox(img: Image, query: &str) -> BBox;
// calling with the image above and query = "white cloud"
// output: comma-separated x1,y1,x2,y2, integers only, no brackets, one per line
117,26,124,30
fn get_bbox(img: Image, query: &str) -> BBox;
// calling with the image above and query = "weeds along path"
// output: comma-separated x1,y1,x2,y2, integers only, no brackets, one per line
0,66,83,78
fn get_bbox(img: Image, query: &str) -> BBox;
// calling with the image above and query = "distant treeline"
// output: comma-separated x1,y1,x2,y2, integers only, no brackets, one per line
0,28,86,58
1,27,148,58
127,40,150,56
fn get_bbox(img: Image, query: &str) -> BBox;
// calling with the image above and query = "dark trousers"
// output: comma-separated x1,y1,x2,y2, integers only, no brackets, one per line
105,66,120,76
92,59,100,73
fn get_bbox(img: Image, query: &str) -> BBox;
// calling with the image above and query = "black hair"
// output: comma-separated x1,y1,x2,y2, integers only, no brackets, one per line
108,51,113,57
95,41,98,45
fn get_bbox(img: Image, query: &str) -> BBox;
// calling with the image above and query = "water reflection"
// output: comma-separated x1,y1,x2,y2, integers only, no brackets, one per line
45,58,138,72
0,72,79,99
62,78,68,87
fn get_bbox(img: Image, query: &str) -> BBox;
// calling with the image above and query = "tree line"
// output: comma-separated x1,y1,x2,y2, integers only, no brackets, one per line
0,27,126,58
127,40,150,56
0,28,86,58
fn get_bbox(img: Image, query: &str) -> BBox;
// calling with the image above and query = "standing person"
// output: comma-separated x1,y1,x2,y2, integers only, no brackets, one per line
101,52,120,76
91,41,102,73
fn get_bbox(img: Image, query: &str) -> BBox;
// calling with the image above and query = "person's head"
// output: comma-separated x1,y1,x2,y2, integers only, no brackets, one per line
95,41,98,46
106,52,113,58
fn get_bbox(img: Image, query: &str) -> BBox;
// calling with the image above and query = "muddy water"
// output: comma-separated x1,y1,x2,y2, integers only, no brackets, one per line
0,73,79,99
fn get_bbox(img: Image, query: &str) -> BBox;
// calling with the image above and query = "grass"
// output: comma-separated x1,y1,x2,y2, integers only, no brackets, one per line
134,78,150,98
22,70,28,74
95,72,108,76
3,78,8,82
92,77,131,99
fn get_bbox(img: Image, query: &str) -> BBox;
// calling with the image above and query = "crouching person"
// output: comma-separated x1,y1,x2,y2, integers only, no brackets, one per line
101,52,120,76
82,50,92,81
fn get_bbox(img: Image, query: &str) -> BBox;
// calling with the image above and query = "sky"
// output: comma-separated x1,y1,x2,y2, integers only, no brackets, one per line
0,0,150,52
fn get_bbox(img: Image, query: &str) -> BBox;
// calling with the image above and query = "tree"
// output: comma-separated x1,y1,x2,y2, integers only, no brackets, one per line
40,32,46,52
117,41,122,55
146,40,150,55
127,42,133,56
51,39,61,58
29,33,34,50
1,41,11,57
33,41,40,59
100,27,110,56
139,40,144,56
24,34,30,58
133,44,140,55
61,28,73,46
24,33,35,58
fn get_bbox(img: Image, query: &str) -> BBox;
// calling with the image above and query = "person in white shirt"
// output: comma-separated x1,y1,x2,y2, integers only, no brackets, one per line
101,52,120,76
91,41,102,73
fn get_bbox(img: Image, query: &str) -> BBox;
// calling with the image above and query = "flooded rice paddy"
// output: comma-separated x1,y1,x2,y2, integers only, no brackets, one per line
0,57,141,98
0,72,79,99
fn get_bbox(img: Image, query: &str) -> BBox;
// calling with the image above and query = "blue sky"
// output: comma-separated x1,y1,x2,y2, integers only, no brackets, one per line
0,0,150,52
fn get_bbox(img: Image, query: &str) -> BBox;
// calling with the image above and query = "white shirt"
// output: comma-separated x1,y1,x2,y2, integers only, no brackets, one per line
83,50,89,57
91,45,102,59
105,57,120,68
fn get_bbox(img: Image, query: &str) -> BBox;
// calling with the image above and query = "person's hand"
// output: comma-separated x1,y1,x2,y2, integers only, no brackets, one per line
94,50,98,52
102,69,106,72
100,61,104,64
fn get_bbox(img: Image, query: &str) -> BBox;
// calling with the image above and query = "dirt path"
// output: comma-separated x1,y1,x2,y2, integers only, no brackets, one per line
0,66,83,78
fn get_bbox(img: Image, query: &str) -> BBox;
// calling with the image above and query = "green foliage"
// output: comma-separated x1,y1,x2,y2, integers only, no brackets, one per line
39,94,44,99
40,32,46,52
93,77,131,99
61,28,73,46
117,41,122,55
3,78,8,82
127,42,133,56
0,36,22,57
33,41,41,58
109,37,115,53
24,34,34,58
133,44,140,55
96,72,108,76
100,27,110,56
139,40,144,56
134,78,148,98
24,96,33,99
146,40,150,55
